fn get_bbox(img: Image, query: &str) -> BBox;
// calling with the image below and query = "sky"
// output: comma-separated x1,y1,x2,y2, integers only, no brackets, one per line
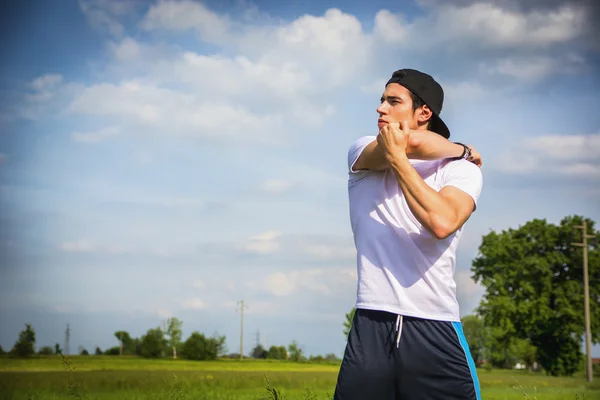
0,0,599,359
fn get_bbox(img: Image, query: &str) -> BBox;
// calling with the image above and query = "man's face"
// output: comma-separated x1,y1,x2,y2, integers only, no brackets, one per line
377,83,420,130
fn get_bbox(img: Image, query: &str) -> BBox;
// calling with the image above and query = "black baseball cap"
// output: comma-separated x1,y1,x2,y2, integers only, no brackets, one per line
385,69,450,139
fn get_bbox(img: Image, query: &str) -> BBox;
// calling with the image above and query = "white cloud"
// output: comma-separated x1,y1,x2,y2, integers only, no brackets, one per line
190,280,204,289
71,126,121,143
492,133,600,178
66,81,283,141
60,240,95,252
140,0,231,44
260,179,295,195
259,268,354,297
79,0,137,37
59,240,133,254
405,2,586,48
182,298,205,309
300,243,356,261
238,231,281,255
481,54,584,82
30,74,63,92
373,10,407,44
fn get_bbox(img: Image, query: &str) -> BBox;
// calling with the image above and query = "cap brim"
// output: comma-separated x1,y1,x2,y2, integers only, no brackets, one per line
429,114,450,139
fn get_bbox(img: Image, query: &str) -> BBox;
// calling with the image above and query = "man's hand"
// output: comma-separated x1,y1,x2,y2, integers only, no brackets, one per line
376,121,411,163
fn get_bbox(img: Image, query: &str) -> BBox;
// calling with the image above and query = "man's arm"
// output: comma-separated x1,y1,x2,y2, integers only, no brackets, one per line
377,122,479,239
353,127,472,171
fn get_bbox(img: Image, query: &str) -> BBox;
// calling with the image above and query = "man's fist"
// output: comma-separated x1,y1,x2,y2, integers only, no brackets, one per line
377,121,410,162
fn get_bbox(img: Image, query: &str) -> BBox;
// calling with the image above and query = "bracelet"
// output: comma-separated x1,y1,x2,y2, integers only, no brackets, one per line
452,142,471,160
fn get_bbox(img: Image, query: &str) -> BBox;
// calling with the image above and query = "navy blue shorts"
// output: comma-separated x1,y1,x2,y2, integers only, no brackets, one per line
334,308,481,400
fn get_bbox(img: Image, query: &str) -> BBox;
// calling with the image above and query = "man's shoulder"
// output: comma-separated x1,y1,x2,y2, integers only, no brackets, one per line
348,135,376,152
439,158,483,177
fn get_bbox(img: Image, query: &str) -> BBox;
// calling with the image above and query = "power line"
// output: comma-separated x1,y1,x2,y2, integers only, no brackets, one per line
572,220,596,383
236,301,248,360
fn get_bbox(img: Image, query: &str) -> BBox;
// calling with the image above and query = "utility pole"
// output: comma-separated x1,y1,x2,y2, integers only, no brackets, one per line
237,301,248,360
572,220,596,383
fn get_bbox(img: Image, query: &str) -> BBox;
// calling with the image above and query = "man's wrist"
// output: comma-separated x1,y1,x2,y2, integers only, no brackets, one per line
451,142,469,160
388,152,410,171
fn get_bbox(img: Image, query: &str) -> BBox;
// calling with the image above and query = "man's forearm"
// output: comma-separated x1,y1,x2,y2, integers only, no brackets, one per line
354,130,464,171
388,154,458,239
407,130,464,160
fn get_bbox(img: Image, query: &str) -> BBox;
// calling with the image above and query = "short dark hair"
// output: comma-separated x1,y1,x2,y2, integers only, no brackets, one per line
409,91,431,129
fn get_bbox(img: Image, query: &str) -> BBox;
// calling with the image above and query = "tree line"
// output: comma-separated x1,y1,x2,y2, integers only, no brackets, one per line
3,317,340,363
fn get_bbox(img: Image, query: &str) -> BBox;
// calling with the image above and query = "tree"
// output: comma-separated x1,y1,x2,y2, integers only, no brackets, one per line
166,317,183,359
266,345,287,360
38,346,54,355
251,344,267,359
54,343,62,355
95,347,103,356
343,307,356,338
104,346,120,356
114,331,134,355
460,314,489,366
288,341,304,362
138,327,167,358
472,216,600,376
182,332,226,361
11,324,36,357
0,345,5,355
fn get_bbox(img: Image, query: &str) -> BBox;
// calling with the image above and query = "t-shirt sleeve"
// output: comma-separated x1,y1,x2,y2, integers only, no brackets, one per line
440,159,483,210
347,136,376,173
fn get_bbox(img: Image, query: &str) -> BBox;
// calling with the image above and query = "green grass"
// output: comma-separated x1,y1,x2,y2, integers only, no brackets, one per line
0,356,598,400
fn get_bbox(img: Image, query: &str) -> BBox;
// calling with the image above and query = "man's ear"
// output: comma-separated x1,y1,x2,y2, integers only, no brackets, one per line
418,105,433,124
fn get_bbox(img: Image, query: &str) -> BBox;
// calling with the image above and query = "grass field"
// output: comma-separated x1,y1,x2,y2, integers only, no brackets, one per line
0,356,598,400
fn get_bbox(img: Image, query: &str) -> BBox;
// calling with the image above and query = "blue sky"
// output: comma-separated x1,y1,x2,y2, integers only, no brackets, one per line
1,0,599,359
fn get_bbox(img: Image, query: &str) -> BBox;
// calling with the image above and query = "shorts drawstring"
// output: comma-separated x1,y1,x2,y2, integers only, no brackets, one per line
395,314,403,348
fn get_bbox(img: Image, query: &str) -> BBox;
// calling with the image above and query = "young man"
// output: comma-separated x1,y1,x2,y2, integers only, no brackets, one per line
334,69,483,400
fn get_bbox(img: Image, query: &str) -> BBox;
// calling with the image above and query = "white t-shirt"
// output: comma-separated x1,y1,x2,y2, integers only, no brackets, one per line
347,136,483,322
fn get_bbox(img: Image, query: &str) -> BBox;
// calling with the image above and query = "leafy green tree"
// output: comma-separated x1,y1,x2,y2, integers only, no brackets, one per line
461,314,489,366
511,338,537,370
287,341,304,362
114,331,135,355
343,307,356,338
54,343,62,355
166,317,183,359
138,327,167,358
182,332,226,361
104,346,120,355
38,346,54,355
251,344,268,359
0,345,5,355
11,324,36,357
95,347,103,355
472,216,600,376
266,345,287,360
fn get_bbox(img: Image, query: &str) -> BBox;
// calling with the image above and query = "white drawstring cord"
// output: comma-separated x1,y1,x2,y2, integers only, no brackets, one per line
395,314,403,348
